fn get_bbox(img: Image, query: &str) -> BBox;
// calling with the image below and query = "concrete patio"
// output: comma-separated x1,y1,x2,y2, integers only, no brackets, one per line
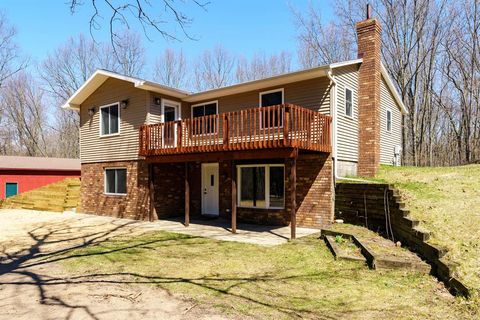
0,209,320,246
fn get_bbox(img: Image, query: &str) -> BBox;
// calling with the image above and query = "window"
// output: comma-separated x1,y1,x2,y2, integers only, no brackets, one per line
260,89,284,128
386,109,392,132
345,88,353,117
238,164,284,209
191,101,218,134
100,103,120,136
104,168,127,195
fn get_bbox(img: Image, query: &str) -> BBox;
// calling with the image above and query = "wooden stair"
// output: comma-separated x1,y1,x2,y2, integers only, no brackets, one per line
1,178,80,212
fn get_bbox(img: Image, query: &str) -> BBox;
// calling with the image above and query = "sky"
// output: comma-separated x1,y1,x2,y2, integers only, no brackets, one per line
0,0,334,77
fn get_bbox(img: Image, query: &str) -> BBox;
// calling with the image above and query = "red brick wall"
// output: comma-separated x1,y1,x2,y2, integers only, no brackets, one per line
296,153,334,228
80,160,150,220
357,19,382,177
152,162,201,218
81,154,333,229
218,153,333,228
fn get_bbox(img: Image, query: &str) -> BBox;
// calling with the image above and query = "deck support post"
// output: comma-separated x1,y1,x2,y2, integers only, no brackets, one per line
290,155,297,240
231,161,237,234
148,163,156,222
185,162,190,227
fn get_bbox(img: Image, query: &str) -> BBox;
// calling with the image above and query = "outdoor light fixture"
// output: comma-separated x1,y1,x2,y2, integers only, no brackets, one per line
154,97,161,105
88,107,96,117
120,99,129,109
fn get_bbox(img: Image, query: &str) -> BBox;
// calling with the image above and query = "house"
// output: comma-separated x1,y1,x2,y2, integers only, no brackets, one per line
0,156,80,199
62,15,406,238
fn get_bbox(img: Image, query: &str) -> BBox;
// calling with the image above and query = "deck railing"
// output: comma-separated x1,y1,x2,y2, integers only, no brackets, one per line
139,104,332,156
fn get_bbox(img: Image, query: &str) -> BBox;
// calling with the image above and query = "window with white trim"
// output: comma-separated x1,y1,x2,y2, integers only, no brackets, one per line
192,101,218,134
237,164,284,209
260,89,284,128
105,168,127,195
386,109,392,132
100,103,119,136
345,88,353,117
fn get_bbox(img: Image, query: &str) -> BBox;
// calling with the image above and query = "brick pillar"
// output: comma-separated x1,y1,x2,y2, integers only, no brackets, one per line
356,18,381,177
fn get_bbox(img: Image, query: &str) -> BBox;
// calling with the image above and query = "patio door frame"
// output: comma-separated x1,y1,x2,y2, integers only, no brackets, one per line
161,99,181,148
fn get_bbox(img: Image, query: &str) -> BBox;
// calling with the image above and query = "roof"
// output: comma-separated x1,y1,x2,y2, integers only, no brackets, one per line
0,156,81,171
61,69,190,110
380,63,408,115
61,58,407,115
61,59,363,109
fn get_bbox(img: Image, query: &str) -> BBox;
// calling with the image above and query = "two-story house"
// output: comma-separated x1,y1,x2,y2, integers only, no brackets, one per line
62,16,406,239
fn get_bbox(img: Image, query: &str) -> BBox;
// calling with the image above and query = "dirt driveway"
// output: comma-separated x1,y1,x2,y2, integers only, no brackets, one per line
0,209,228,320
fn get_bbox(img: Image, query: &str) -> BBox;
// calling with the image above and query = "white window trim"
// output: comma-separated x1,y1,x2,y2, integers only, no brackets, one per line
190,100,219,136
259,88,284,107
386,108,392,132
344,87,354,119
190,100,219,118
104,167,127,196
237,164,285,210
99,102,121,137
259,88,284,130
161,98,182,123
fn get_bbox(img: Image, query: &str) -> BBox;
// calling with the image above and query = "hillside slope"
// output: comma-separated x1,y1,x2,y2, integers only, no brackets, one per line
369,165,480,293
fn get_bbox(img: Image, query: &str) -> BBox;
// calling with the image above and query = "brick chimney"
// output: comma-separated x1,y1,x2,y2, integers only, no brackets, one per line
356,5,381,177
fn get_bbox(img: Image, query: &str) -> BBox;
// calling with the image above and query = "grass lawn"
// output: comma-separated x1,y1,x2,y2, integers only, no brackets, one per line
366,165,480,294
61,231,477,319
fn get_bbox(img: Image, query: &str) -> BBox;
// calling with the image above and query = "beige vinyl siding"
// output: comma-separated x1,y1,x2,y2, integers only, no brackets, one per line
147,93,184,124
380,76,402,164
334,64,359,162
182,77,331,119
79,78,147,163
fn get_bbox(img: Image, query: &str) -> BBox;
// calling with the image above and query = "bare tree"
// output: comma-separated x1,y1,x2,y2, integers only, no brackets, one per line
68,0,208,54
236,51,292,82
40,34,98,103
194,45,235,91
153,48,188,88
0,13,25,88
0,72,49,156
111,30,146,77
334,0,451,166
292,3,354,68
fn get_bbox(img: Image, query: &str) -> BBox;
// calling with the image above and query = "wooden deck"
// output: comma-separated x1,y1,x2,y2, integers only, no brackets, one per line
139,104,332,157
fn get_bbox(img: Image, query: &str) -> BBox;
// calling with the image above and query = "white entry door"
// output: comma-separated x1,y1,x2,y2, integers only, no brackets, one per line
201,163,219,216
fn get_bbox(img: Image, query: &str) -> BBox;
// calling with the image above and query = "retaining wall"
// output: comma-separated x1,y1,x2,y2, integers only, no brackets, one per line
335,182,471,297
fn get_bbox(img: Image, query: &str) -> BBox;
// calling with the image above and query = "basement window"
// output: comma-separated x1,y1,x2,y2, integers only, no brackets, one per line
100,103,120,136
386,109,392,132
104,168,127,195
237,164,284,209
345,88,353,117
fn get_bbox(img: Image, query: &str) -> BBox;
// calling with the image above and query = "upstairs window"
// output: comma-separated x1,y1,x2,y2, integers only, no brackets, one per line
345,88,353,117
386,109,392,132
100,103,120,136
260,89,284,128
105,168,127,195
191,101,218,134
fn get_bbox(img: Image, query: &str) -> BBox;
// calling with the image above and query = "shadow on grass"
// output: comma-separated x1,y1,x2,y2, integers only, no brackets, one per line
0,217,413,319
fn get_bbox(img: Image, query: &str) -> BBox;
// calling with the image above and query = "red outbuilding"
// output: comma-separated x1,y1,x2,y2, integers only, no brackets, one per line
0,156,80,199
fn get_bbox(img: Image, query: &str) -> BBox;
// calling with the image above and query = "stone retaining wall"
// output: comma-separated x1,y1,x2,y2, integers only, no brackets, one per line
335,182,471,297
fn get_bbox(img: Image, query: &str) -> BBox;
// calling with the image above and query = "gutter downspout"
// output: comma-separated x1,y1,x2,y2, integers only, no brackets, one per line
327,69,371,183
